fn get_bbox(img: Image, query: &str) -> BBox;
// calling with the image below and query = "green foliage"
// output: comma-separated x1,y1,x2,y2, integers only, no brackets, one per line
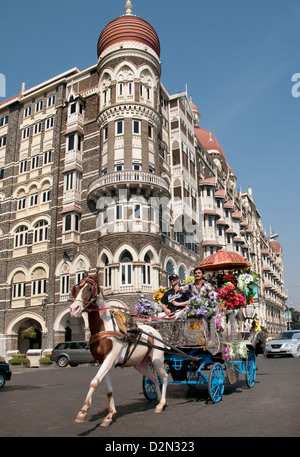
9,354,30,365
39,356,53,365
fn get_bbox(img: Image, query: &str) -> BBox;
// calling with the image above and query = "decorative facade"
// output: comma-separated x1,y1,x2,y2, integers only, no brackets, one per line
0,1,287,356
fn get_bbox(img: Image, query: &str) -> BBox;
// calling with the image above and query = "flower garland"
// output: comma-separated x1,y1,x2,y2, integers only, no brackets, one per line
235,342,249,359
223,342,249,361
217,282,246,311
185,293,214,318
135,297,161,316
223,343,236,361
216,314,227,333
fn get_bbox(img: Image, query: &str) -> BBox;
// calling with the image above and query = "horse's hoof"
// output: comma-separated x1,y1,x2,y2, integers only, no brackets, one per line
75,412,87,423
155,405,163,414
100,418,113,427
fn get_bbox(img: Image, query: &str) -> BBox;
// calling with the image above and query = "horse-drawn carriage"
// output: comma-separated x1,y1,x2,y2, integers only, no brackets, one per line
142,310,264,404
69,250,265,426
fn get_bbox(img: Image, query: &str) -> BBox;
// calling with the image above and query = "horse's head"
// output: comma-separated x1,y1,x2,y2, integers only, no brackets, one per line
70,272,103,318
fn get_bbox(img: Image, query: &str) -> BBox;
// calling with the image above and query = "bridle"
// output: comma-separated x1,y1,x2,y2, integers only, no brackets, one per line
72,277,101,312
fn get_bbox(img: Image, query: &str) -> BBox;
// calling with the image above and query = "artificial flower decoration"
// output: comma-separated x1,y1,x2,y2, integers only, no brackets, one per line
185,293,214,318
223,343,236,361
152,287,169,304
135,297,161,316
217,282,246,311
235,342,249,359
216,314,227,333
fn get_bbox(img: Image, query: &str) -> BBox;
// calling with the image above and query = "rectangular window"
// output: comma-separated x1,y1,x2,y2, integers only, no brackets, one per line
118,83,123,96
116,204,123,220
48,95,55,107
218,227,223,236
133,120,140,134
146,87,150,100
61,275,70,295
19,160,27,174
0,115,8,126
128,82,133,95
70,102,77,114
0,136,6,148
116,120,124,135
31,155,39,170
65,172,74,191
115,163,123,172
24,106,32,118
104,267,111,288
13,282,26,299
207,187,211,197
36,100,43,112
64,214,72,231
0,169,3,180
18,198,26,210
29,194,38,207
121,264,132,285
148,124,153,139
43,150,52,165
32,279,46,296
34,122,42,134
208,217,213,227
103,125,108,140
142,265,151,285
22,128,30,139
68,134,75,151
133,203,141,219
42,190,50,203
46,117,54,129
133,162,141,171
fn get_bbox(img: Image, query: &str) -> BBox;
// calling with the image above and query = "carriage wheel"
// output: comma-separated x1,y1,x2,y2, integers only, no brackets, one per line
245,349,256,388
208,362,225,403
142,376,162,401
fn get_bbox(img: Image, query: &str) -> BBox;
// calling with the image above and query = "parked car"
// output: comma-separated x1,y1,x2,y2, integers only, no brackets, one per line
0,361,12,388
265,330,300,357
50,341,96,367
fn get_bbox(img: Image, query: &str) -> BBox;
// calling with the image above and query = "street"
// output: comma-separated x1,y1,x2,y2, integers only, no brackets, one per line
1,355,299,438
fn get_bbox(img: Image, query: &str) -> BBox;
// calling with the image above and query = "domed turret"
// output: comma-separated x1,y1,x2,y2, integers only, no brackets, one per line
97,1,160,58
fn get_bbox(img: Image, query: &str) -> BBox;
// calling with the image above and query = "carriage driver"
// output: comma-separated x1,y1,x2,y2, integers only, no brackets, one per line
161,274,191,315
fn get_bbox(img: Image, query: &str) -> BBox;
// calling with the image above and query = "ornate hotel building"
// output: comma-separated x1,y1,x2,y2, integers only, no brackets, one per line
0,1,287,355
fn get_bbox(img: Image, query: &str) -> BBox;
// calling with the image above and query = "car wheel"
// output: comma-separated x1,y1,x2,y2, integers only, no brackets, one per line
57,356,69,367
292,345,300,358
0,372,6,388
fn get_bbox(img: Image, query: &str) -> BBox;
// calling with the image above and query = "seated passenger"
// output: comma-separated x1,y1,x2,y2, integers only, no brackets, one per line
161,274,191,316
181,267,215,303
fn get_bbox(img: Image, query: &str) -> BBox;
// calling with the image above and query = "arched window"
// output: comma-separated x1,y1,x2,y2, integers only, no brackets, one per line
142,253,151,285
14,226,28,248
178,265,186,281
12,271,26,299
31,267,47,296
33,220,49,243
103,254,111,288
166,260,174,275
120,250,133,285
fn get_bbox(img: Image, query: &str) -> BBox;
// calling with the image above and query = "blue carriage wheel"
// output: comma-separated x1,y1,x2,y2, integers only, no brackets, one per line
142,376,162,401
208,362,225,403
245,349,256,388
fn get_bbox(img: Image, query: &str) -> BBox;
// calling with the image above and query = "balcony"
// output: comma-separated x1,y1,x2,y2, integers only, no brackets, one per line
87,171,170,202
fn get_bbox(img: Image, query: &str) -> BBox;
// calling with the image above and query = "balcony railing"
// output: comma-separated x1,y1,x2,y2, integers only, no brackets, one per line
87,171,170,198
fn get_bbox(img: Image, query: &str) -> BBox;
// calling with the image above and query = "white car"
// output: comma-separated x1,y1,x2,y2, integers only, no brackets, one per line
265,330,300,358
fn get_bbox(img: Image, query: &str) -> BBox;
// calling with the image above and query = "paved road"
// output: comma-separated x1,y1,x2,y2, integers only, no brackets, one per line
1,355,299,438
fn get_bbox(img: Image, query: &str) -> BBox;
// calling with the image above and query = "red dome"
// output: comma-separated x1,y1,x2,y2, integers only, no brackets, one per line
97,15,160,58
194,127,227,163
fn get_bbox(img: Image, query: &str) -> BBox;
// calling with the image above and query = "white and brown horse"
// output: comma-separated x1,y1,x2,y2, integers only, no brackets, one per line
69,272,168,427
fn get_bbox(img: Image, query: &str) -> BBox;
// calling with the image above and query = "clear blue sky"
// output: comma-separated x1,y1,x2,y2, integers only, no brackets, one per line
1,0,299,310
